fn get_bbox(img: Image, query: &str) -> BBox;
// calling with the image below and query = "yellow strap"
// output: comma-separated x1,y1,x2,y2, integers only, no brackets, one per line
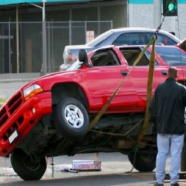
88,36,157,131
137,37,157,144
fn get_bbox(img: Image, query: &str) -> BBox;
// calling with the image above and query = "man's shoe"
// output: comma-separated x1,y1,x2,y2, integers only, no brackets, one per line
154,183,164,186
171,183,179,186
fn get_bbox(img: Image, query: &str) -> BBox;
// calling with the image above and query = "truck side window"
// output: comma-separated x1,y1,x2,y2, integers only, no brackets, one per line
120,48,157,66
91,49,120,67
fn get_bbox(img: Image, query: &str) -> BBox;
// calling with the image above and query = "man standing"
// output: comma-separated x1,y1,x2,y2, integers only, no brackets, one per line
149,67,186,186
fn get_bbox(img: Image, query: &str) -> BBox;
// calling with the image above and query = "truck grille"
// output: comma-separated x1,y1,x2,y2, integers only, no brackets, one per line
2,116,24,141
0,92,24,127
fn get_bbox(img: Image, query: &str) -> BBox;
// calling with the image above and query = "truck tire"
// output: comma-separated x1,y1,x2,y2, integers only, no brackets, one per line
53,97,89,140
11,149,47,181
128,152,156,172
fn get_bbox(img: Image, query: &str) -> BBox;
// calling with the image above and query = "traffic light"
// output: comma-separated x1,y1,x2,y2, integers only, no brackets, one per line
163,0,178,16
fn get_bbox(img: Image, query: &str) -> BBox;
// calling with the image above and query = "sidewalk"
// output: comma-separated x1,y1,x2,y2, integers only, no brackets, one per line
0,73,40,100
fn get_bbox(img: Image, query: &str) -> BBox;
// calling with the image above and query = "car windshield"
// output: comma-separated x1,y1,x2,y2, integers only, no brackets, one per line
86,30,114,47
155,47,186,66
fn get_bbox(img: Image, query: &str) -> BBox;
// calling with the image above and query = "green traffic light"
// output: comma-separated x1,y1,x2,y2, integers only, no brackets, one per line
163,0,178,16
168,3,176,12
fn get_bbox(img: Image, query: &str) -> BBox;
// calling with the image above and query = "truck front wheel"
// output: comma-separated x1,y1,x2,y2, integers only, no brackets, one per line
11,149,47,181
128,152,156,172
53,97,89,140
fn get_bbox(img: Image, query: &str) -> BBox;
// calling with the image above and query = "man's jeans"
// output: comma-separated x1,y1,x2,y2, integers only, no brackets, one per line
156,134,184,184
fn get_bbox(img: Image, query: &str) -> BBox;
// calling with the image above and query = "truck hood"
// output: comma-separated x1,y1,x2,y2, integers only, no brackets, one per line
22,70,79,91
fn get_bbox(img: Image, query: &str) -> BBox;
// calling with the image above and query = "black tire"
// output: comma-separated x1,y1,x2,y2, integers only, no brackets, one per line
128,152,156,172
11,149,47,181
53,97,89,140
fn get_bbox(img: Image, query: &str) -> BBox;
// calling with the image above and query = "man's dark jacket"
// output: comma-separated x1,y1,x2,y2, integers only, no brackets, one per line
149,78,186,134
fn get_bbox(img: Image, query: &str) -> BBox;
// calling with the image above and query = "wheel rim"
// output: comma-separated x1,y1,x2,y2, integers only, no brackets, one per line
21,154,40,171
64,104,84,128
139,153,154,163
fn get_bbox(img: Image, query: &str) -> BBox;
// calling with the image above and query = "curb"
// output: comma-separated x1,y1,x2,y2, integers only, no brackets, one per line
0,79,33,83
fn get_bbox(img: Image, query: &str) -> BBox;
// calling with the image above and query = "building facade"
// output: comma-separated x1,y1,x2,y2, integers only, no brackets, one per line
0,0,185,74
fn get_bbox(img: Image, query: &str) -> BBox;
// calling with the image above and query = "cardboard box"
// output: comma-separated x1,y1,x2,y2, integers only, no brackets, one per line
72,160,101,171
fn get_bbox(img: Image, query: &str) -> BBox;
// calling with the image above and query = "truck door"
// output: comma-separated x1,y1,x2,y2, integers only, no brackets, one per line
81,48,139,113
120,47,167,106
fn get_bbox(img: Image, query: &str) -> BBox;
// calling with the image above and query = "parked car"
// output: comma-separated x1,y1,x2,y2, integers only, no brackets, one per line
0,43,186,181
60,27,180,70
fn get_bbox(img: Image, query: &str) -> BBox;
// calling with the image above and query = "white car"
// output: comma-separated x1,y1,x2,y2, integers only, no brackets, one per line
60,27,180,71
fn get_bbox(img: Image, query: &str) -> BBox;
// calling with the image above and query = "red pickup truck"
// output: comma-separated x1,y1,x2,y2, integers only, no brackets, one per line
0,44,186,181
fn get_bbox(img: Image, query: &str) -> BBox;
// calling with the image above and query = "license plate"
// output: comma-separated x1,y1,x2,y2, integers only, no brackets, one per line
9,130,18,144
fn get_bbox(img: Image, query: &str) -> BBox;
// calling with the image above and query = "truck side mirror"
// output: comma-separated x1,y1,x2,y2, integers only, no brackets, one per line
78,49,92,68
79,49,88,64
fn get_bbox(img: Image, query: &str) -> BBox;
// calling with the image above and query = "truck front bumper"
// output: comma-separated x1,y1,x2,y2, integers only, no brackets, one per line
0,91,52,157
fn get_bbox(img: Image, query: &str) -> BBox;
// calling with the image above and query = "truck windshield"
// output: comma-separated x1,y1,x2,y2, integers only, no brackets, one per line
155,47,186,66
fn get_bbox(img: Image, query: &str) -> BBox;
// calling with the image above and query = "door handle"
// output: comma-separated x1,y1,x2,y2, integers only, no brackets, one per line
121,71,128,76
161,71,167,76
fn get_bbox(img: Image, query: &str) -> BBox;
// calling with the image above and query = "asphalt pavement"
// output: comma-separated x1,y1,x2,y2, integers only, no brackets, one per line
0,153,163,185
1,152,186,186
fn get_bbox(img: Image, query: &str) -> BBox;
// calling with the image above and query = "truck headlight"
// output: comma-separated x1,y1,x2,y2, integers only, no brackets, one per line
23,84,43,101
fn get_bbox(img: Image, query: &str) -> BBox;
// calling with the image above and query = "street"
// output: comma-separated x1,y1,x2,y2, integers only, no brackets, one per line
0,152,186,186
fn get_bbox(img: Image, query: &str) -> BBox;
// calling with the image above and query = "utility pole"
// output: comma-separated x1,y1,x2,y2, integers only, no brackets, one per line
42,0,47,75
30,0,47,75
16,6,20,73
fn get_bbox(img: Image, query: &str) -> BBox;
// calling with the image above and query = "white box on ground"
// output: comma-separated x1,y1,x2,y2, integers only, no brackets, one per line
72,160,101,171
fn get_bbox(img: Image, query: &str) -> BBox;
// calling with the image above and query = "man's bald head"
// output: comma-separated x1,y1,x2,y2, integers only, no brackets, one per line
168,67,178,79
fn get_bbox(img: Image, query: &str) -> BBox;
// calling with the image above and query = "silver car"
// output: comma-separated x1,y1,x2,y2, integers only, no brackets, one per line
60,27,180,70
